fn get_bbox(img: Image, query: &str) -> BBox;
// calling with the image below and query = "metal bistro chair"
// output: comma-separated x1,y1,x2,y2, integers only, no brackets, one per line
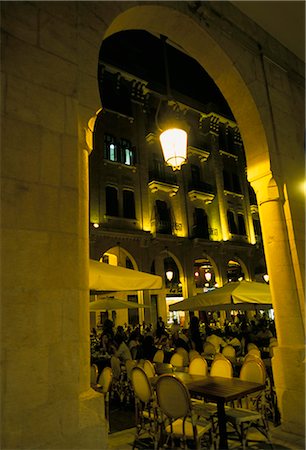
210,357,233,378
90,363,99,388
96,366,113,433
188,356,218,446
153,349,165,363
110,355,128,402
222,345,236,364
143,359,156,379
189,350,200,362
225,359,273,450
188,356,208,377
130,366,160,450
156,374,213,450
176,347,190,367
170,352,184,369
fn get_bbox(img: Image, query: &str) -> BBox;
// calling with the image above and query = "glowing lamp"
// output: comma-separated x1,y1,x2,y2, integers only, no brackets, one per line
166,270,174,282
194,271,200,277
93,223,99,228
263,274,269,283
160,128,187,170
204,272,212,282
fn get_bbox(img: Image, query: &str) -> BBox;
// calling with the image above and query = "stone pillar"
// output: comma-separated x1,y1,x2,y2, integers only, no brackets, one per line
252,175,305,436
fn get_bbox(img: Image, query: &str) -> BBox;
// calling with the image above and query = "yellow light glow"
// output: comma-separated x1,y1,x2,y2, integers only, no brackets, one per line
204,272,212,282
93,223,99,228
160,128,187,170
166,270,174,281
263,274,269,283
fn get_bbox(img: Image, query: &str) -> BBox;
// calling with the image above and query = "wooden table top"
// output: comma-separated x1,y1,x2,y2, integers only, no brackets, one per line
153,371,264,402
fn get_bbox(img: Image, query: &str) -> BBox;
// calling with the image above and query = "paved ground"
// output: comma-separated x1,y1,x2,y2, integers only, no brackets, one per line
107,424,305,450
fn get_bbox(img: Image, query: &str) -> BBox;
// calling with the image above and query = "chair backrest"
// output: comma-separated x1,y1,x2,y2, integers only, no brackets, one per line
210,357,233,378
240,359,266,384
130,366,153,403
90,363,98,386
189,350,200,362
153,349,164,363
222,345,236,362
176,347,189,366
213,352,226,361
143,359,156,378
110,355,121,380
125,359,137,380
156,374,190,420
202,341,216,357
247,343,259,352
243,355,266,377
170,352,184,367
97,366,113,394
188,356,208,376
248,348,261,358
206,335,221,353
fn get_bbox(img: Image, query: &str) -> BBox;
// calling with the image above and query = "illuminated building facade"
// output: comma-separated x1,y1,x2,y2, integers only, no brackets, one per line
89,45,266,326
2,2,304,448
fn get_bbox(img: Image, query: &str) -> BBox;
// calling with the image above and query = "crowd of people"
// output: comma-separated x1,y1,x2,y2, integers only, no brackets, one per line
90,311,277,365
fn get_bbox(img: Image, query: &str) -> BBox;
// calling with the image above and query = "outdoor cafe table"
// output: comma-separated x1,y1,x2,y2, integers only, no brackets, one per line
152,370,265,450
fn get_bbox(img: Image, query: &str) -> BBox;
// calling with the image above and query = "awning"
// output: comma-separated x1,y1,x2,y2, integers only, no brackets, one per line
89,259,162,291
90,297,150,311
169,280,272,312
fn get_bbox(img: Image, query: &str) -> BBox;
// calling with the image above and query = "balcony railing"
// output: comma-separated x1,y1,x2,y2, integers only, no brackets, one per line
188,181,214,194
149,169,177,185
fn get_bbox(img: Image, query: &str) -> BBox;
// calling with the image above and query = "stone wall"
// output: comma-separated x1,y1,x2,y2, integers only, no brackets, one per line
1,1,304,448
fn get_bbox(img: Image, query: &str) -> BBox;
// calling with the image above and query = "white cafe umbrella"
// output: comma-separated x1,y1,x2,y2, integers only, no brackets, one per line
90,297,150,311
169,280,272,312
89,259,162,291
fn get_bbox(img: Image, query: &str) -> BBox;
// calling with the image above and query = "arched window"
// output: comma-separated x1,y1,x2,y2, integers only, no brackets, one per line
227,210,237,234
104,134,117,161
193,208,209,239
105,186,119,216
123,189,136,219
155,200,172,234
237,213,246,235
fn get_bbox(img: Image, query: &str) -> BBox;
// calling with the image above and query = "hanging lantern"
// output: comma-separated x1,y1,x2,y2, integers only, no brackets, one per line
160,128,187,170
166,269,174,282
204,271,212,282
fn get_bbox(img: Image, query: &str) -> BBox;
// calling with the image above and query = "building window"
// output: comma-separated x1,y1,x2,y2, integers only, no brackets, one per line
232,173,241,194
227,210,237,234
223,170,231,191
104,134,117,161
155,200,172,234
104,135,136,165
105,186,119,216
191,164,201,184
123,189,136,219
237,213,246,235
253,217,262,237
223,170,241,194
192,208,209,239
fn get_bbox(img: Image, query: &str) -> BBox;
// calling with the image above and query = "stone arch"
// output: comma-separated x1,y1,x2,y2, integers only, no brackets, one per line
226,257,250,282
193,254,221,287
101,245,139,271
100,3,272,183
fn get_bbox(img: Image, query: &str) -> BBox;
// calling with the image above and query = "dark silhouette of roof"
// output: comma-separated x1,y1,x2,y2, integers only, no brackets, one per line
99,30,234,120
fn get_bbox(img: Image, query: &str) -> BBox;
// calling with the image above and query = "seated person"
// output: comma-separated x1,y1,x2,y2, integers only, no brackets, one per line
114,334,132,363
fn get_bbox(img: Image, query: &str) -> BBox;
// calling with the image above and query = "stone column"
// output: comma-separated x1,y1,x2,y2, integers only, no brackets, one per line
252,175,305,436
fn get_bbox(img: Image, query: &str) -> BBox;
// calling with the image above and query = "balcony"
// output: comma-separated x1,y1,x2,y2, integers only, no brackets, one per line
187,181,215,203
148,170,179,197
